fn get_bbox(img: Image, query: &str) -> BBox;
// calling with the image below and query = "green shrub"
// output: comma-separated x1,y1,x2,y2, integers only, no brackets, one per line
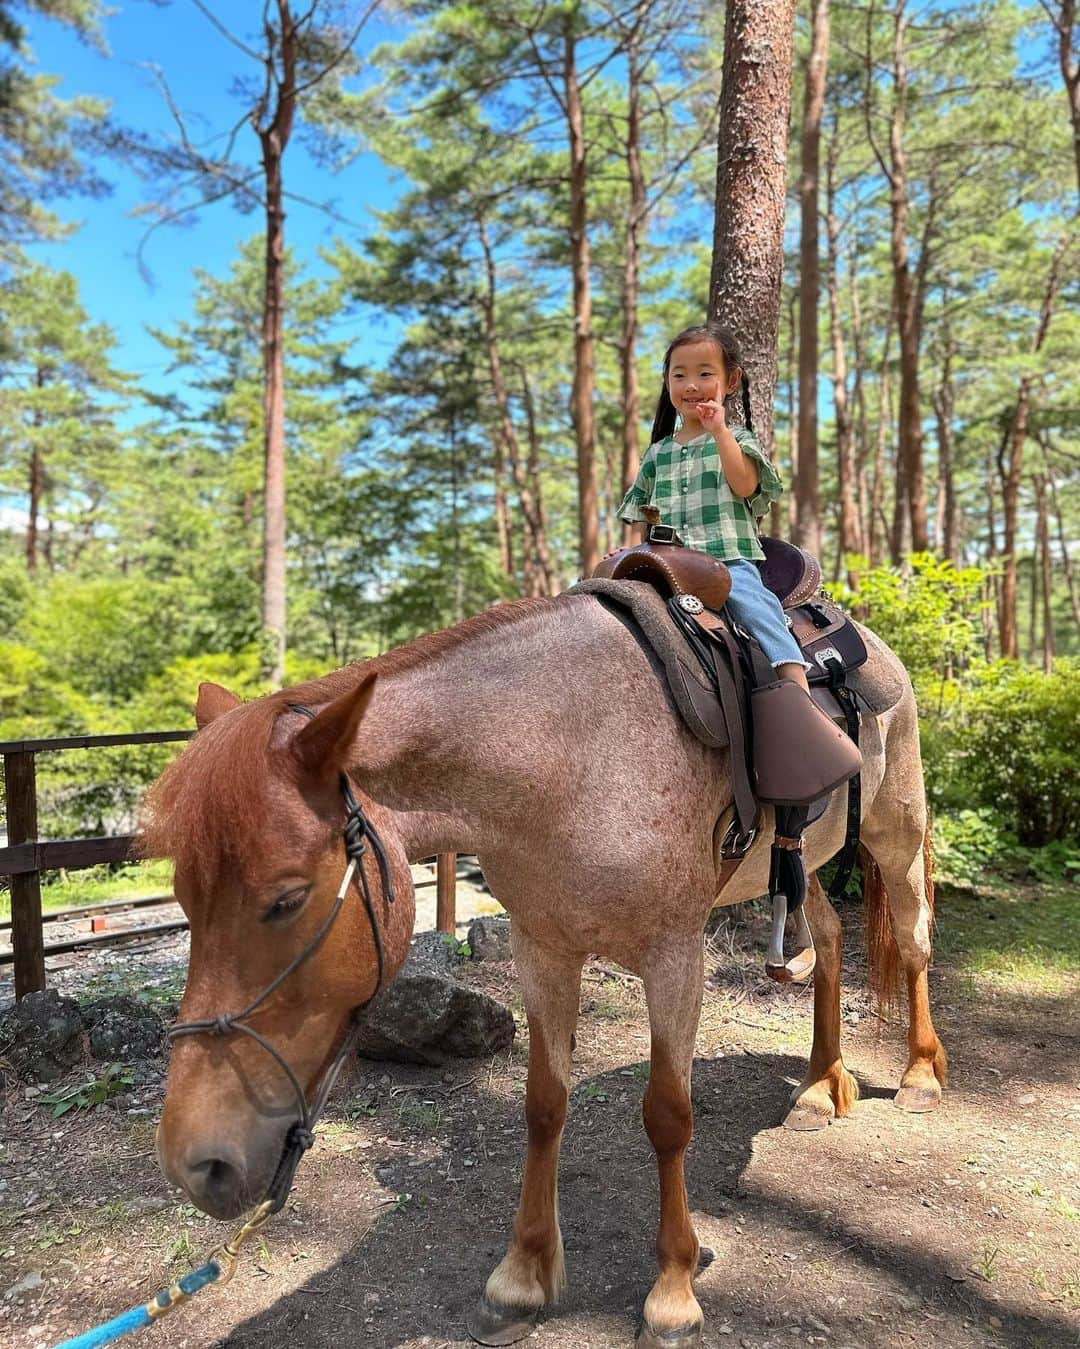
956,659,1080,846
836,552,989,692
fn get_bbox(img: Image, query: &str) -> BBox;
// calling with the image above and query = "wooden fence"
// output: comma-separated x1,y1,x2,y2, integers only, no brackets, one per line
0,730,456,1000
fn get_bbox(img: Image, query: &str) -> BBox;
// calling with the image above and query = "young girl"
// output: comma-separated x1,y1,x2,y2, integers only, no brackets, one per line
618,321,811,691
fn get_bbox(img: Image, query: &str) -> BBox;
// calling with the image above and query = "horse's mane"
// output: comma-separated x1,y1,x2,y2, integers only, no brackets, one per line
138,597,553,887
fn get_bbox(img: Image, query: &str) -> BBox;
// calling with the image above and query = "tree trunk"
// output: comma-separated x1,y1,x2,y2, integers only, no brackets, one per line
885,0,928,553
779,285,798,538
520,365,556,595
1051,0,1080,196
984,443,998,659
850,246,871,562
870,317,893,567
1034,474,1054,672
257,1,299,687
493,440,514,579
564,18,599,576
998,233,1069,659
793,0,829,551
620,9,647,547
25,367,46,575
710,0,798,452
825,126,859,580
932,319,957,563
1041,438,1080,635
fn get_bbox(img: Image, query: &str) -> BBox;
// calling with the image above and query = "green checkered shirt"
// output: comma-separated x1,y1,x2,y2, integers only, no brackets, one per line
617,427,782,562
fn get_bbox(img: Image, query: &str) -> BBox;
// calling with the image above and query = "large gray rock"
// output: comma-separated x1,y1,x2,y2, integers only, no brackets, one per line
0,989,86,1083
82,995,166,1062
467,916,513,963
354,931,515,1065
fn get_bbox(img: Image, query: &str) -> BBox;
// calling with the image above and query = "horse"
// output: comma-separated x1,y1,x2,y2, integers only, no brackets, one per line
143,591,946,1349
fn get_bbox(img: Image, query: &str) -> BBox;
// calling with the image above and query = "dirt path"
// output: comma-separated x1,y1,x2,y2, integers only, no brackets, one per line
2,891,1078,1349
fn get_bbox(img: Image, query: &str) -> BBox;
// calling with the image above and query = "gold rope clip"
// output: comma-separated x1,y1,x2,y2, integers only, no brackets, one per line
211,1198,276,1286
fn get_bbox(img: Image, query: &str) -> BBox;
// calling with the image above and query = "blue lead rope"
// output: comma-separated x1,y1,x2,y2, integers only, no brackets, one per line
51,1262,222,1349
48,1198,274,1349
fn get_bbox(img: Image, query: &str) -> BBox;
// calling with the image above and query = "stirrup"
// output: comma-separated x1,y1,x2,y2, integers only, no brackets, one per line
765,891,816,983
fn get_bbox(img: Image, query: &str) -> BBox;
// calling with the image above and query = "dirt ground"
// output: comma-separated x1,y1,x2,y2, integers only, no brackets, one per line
1,881,1078,1349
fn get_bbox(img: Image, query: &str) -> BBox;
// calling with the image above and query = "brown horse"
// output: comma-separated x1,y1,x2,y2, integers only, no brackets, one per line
144,592,946,1349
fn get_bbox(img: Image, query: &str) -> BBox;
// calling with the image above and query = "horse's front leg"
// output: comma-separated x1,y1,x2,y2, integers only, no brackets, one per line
467,935,582,1346
638,939,706,1349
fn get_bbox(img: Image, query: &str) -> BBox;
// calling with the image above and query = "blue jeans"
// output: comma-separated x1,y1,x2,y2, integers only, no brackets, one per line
725,559,809,670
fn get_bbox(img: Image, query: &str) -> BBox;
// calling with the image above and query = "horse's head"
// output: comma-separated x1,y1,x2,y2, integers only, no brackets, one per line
144,674,413,1219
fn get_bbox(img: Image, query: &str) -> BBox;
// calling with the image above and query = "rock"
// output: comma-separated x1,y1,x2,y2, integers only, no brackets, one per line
81,995,166,1062
355,931,514,1065
467,916,513,962
4,1270,42,1300
0,990,85,1083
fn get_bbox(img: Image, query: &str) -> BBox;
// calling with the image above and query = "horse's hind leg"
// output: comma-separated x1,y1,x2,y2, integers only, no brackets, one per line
784,874,860,1130
637,938,706,1349
468,934,581,1346
860,702,947,1112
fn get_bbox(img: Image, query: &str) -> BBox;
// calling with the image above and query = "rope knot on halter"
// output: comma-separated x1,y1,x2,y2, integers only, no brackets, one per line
212,1016,236,1036
342,806,368,863
287,1124,316,1153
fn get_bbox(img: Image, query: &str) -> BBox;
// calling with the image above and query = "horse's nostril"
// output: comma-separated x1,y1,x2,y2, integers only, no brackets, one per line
185,1151,246,1216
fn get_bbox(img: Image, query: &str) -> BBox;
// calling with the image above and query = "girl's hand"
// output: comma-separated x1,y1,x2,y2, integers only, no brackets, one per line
695,398,727,431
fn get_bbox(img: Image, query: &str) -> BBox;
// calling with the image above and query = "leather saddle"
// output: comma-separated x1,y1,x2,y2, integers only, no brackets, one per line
591,533,866,834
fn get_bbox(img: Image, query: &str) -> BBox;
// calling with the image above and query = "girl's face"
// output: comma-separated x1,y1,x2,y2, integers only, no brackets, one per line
666,339,740,424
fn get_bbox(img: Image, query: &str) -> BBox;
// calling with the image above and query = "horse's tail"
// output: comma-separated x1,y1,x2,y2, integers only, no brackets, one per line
862,818,935,1014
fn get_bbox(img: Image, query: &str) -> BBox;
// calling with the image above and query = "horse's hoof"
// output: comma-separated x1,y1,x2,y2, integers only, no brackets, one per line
893,1084,941,1113
466,1297,540,1346
783,1103,833,1131
635,1322,703,1349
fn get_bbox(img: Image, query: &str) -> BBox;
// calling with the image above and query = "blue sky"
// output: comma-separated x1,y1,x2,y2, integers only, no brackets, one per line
23,0,406,393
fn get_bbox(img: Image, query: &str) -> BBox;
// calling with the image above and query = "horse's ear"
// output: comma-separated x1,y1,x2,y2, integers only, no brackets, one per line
195,682,242,728
291,674,377,780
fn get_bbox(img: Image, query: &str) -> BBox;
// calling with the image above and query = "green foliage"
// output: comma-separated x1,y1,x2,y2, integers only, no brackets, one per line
39,1062,133,1117
837,554,989,693
954,659,1080,846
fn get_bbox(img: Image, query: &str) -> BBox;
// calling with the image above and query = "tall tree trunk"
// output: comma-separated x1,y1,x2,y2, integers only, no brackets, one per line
620,6,647,546
1050,0,1080,196
564,18,599,575
257,1,299,687
850,247,871,561
932,317,957,563
1041,437,1080,635
984,443,999,660
794,0,829,552
998,233,1070,658
778,285,797,537
868,0,927,553
825,125,859,580
26,388,45,577
477,217,524,584
870,319,893,567
710,0,798,451
1035,474,1054,672
520,365,555,595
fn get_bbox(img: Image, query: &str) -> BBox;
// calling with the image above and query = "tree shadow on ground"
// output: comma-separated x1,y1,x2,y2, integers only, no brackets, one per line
211,1050,1079,1349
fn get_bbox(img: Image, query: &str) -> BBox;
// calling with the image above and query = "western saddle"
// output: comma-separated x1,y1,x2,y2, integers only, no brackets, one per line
591,529,865,983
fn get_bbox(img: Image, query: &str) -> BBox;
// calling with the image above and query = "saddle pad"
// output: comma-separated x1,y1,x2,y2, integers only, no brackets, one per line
566,579,908,731
565,578,732,749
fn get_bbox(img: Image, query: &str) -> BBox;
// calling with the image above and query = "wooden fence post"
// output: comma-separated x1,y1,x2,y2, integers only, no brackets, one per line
4,751,45,999
436,853,456,935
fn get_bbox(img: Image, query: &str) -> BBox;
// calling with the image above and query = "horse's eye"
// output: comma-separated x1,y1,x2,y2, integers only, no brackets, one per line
263,886,310,924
